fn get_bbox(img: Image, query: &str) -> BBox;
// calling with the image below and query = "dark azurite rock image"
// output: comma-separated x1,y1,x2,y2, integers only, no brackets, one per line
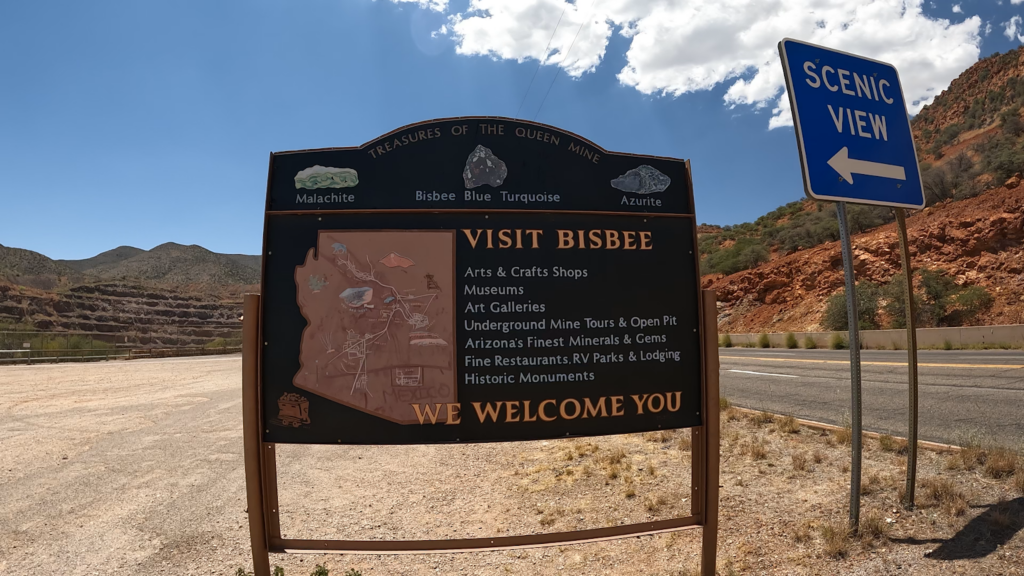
463,145,508,189
611,165,671,194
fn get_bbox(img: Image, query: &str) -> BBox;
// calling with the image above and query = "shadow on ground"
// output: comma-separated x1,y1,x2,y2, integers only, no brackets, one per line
892,497,1024,560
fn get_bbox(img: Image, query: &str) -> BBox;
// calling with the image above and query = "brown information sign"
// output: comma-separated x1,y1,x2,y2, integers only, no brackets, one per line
243,117,719,573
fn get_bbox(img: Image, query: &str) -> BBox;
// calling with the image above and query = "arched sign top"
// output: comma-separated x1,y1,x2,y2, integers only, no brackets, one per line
267,116,693,215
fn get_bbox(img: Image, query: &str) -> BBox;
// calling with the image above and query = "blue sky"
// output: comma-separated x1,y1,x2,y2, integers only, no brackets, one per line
1,0,1022,260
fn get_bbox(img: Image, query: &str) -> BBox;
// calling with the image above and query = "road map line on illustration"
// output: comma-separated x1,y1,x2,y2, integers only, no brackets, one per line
293,231,455,424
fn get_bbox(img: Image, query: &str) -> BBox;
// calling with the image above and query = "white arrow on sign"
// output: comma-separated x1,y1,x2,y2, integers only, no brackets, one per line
827,147,906,184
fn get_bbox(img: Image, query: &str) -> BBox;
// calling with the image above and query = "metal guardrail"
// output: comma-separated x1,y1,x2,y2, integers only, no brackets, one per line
0,346,242,365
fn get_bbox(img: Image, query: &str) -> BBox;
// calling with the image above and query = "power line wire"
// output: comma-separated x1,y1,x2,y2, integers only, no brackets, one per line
534,0,597,121
514,4,568,119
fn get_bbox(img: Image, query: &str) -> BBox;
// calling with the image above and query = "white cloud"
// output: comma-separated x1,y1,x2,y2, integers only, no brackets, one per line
1005,15,1024,41
985,22,993,35
952,3,962,13
446,0,982,129
388,0,448,12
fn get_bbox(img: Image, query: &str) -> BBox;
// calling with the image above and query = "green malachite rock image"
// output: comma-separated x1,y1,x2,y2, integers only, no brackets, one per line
294,165,359,189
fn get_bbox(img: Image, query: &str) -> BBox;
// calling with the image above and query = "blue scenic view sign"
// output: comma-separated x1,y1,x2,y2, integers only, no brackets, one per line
779,38,925,209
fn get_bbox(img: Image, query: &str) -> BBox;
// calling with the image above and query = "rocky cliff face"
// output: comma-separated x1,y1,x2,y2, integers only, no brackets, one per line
706,185,1024,333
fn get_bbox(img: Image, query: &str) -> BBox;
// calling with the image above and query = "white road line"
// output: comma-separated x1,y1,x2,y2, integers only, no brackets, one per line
726,369,798,378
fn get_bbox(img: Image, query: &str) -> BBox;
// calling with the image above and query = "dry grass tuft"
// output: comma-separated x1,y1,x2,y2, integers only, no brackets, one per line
751,411,775,426
859,510,890,543
921,477,968,517
677,431,692,452
792,520,814,543
812,450,825,464
776,415,800,434
573,442,599,458
860,472,883,496
602,448,627,467
791,452,809,472
724,407,742,422
819,520,850,559
642,430,674,444
719,397,731,411
742,438,769,461
643,493,668,511
946,441,986,471
832,426,853,446
605,465,620,480
878,434,908,454
537,507,564,527
1016,463,1024,495
624,486,637,499
983,447,1019,479
988,500,1018,531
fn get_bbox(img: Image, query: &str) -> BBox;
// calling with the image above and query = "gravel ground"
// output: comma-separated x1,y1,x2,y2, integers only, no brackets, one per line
0,356,1021,575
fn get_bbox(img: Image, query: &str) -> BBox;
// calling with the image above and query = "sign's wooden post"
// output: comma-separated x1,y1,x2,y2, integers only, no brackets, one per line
242,293,272,576
700,289,720,576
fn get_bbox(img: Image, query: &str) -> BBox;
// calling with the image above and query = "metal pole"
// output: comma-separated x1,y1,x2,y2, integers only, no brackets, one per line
836,202,863,531
894,208,919,509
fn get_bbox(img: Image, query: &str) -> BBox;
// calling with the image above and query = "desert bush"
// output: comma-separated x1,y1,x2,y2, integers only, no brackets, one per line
719,397,731,411
829,333,848,350
719,334,733,347
785,332,798,349
921,477,968,517
743,438,769,460
792,452,809,471
819,521,850,559
953,285,994,323
878,434,908,454
984,448,1020,479
702,237,771,276
752,410,775,426
832,426,853,445
859,510,890,542
803,336,817,349
757,333,771,348
776,415,800,434
822,282,881,331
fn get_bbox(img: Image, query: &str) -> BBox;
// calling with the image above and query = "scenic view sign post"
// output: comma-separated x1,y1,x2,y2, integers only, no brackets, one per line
242,117,720,575
779,39,927,527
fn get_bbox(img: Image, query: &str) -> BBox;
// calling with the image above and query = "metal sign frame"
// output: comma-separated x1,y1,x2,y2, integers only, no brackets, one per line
241,117,721,575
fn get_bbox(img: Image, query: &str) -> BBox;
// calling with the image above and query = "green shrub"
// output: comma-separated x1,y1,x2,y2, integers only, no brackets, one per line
757,333,771,348
943,339,954,350
821,282,881,331
785,332,798,349
829,333,848,350
803,336,817,349
719,334,733,348
954,285,994,321
273,567,285,576
702,237,771,276
310,565,330,576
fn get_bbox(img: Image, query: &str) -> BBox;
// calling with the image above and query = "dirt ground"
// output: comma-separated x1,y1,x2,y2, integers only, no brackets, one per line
0,356,1021,575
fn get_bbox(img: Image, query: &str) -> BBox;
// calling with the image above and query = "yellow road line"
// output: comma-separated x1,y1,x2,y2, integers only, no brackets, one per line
719,356,1024,370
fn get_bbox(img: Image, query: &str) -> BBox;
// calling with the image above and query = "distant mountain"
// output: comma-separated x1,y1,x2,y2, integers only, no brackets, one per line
0,244,81,289
0,242,261,288
86,242,260,285
58,245,145,272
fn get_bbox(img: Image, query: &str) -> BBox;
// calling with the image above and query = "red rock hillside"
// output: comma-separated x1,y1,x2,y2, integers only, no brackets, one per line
705,183,1024,333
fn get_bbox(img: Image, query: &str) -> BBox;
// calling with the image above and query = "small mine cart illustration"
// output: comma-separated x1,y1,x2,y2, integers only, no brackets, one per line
277,392,310,427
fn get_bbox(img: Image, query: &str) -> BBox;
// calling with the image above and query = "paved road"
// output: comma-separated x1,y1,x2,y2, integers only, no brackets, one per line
719,347,1024,447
